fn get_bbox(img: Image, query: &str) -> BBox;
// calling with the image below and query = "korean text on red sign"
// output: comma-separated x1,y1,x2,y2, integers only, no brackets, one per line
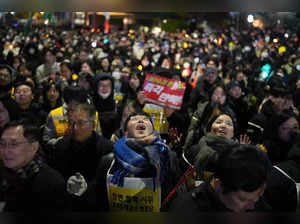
143,73,186,109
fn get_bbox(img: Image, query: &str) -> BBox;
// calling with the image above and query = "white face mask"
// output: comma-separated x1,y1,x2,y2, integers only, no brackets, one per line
98,91,110,99
296,64,300,71
261,52,268,58
244,46,251,52
112,71,121,80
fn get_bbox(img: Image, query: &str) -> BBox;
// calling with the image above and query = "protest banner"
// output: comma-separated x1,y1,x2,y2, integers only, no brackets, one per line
107,175,161,212
143,73,186,109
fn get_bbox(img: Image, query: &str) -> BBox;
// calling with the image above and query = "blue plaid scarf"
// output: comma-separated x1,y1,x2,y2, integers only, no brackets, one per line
111,135,169,189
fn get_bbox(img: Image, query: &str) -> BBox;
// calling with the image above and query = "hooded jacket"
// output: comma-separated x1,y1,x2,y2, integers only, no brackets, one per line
93,73,119,139
93,73,116,113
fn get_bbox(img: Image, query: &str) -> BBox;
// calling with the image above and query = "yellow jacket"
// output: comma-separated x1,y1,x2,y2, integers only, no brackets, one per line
50,106,99,137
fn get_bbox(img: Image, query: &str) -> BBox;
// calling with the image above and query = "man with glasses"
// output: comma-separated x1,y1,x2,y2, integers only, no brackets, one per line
47,103,114,211
0,119,69,211
43,86,102,144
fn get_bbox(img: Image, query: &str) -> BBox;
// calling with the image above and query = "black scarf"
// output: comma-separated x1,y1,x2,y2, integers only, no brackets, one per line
1,155,42,193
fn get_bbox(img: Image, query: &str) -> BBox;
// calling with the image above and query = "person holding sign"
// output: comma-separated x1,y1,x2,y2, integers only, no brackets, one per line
104,112,180,212
142,72,189,151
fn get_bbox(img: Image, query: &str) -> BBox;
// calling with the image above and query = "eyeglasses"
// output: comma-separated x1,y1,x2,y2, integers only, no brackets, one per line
0,140,32,149
68,119,90,127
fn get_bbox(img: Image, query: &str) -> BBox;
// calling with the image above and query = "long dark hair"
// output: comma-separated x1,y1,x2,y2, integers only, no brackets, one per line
42,81,62,108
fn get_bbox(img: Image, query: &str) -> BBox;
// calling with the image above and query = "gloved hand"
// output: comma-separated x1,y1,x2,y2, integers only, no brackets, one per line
67,172,88,196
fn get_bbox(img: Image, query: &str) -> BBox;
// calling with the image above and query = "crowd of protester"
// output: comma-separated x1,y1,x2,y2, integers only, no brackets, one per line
0,21,300,212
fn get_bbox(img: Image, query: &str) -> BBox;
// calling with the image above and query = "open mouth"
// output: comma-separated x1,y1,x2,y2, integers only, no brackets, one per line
218,129,226,136
136,124,146,131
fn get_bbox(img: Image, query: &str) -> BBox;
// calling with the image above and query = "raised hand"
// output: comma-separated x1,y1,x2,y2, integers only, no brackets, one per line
239,134,251,145
168,128,183,145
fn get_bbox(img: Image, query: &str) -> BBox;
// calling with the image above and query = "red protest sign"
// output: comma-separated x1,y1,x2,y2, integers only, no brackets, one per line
162,166,195,208
143,73,186,109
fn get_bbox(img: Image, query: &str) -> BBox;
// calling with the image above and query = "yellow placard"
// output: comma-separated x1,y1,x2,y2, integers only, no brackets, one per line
108,185,160,212
143,104,168,134
114,94,124,103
